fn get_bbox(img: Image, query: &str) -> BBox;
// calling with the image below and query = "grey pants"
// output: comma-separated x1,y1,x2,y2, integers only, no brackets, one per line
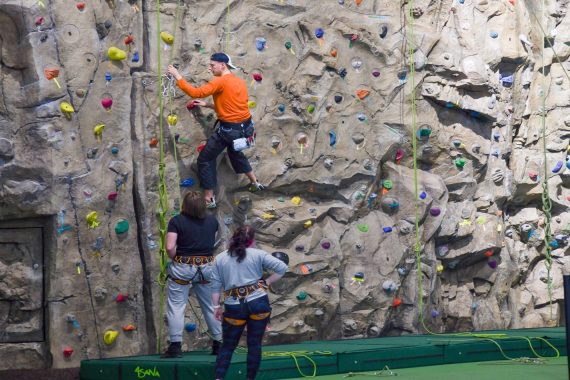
166,261,222,343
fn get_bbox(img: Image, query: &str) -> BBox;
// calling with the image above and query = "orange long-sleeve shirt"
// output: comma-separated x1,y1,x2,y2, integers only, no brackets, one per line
176,74,251,123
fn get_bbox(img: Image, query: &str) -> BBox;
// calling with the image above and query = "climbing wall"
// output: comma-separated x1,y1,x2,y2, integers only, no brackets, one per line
0,0,569,370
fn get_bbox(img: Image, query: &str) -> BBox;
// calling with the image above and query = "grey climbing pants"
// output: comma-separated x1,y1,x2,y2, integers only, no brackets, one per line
166,261,222,343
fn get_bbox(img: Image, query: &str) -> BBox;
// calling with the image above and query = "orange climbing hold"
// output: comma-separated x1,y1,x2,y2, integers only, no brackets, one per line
149,137,159,148
356,89,370,100
392,298,402,307
122,324,137,331
355,0,363,5
484,250,494,258
330,48,338,58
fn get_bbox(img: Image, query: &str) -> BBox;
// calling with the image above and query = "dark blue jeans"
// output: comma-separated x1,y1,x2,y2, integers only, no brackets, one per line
197,121,254,190
215,295,271,380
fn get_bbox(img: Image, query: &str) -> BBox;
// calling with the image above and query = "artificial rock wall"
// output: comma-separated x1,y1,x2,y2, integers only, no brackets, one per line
0,0,569,370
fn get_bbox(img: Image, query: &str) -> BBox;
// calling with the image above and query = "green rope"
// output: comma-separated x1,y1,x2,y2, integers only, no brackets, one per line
155,0,170,354
539,0,554,318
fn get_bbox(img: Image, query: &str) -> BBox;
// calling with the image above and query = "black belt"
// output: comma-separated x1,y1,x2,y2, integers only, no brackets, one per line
173,255,214,265
225,283,262,298
217,118,252,129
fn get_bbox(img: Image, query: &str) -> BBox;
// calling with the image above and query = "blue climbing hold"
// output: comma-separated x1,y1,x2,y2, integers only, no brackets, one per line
550,240,560,249
132,51,140,63
493,132,501,141
499,73,514,87
490,31,498,38
566,160,570,170
105,72,112,82
383,226,393,233
329,131,337,147
255,37,267,52
419,191,427,200
315,28,324,39
184,323,197,332
553,160,563,173
277,104,286,113
180,178,195,187
111,146,119,155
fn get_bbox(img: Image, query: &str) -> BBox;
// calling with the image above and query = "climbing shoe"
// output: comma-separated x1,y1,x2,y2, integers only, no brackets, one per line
205,197,217,209
211,340,222,356
161,342,182,359
248,182,265,192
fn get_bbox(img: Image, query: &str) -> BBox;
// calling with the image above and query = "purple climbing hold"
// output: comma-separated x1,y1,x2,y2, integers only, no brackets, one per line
430,207,441,217
321,241,331,249
431,310,440,318
488,260,497,269
552,160,563,173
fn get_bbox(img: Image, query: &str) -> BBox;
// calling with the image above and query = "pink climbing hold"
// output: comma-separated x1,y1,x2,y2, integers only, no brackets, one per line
116,294,128,303
35,16,44,27
107,192,118,201
101,97,113,111
395,148,404,164
528,171,539,181
253,73,263,82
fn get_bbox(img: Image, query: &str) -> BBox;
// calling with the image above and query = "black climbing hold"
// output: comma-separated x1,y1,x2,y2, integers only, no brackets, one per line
334,95,343,103
380,25,388,39
104,20,113,29
40,34,48,42
338,68,347,78
271,251,289,265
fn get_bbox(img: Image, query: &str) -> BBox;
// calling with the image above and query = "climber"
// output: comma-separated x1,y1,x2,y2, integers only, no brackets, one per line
161,191,222,359
210,225,288,380
167,53,264,209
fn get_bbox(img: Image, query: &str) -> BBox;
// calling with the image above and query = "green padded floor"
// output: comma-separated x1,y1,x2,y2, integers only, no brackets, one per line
80,327,567,380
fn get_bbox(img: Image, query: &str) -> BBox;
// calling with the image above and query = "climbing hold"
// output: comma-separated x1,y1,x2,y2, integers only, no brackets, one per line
296,132,309,153
184,323,197,332
107,192,118,201
382,226,393,233
271,251,289,265
490,31,498,38
180,178,195,187
395,149,404,164
255,37,267,52
429,207,441,217
392,298,402,308
329,131,337,147
86,211,100,229
550,240,560,249
397,267,407,276
315,28,324,39
44,68,61,89
248,100,257,108
352,272,365,284
304,220,313,228
436,264,444,273
284,41,295,55
372,68,381,77
93,124,105,142
357,113,367,122
431,310,440,318
455,158,466,168
419,191,427,200
160,31,174,45
471,302,478,311
552,160,563,173
488,260,497,269
108,46,127,61
381,198,399,213
307,104,315,113
330,48,338,58
296,291,308,301
167,114,178,126
277,104,286,113
132,51,140,63
356,89,370,100
334,95,343,103
528,171,539,181
397,70,408,83
324,158,334,169
103,330,119,345
367,193,378,209
63,347,74,358
357,224,369,233
60,101,75,120
115,293,128,302
338,68,347,78
296,244,305,252
437,245,449,258
417,126,432,139
149,137,159,148
101,97,113,112
291,196,301,205
105,72,112,85
110,146,119,155
76,2,86,11
122,324,136,331
124,34,134,45
355,0,363,5
348,34,358,48
499,73,514,87
379,25,388,39
382,280,397,292
115,219,129,235
321,240,332,250
383,179,393,190
351,57,363,71
252,73,263,82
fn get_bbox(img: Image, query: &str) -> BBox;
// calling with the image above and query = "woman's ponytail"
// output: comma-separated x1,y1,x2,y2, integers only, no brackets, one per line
228,225,255,263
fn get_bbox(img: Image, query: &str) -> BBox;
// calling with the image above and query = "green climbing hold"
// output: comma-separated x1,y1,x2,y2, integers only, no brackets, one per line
307,104,315,113
419,128,432,137
115,219,129,235
296,290,308,301
383,179,393,189
357,224,369,233
285,41,292,49
455,158,466,168
278,196,285,202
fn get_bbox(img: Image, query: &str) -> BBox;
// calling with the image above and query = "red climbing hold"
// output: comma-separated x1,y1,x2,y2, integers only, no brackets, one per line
484,250,494,258
76,2,86,11
186,101,196,111
395,148,404,164
392,298,402,308
63,346,74,358
149,137,159,148
107,192,118,201
116,294,128,303
252,73,263,82
124,35,135,45
35,17,44,26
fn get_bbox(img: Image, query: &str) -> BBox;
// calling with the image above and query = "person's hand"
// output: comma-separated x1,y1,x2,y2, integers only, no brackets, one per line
214,306,223,321
190,100,207,107
167,65,182,80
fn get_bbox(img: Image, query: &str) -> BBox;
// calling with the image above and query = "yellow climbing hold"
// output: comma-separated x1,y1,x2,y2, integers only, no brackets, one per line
291,196,301,205
93,124,105,142
160,31,174,45
476,216,487,225
304,220,313,228
108,46,127,61
436,264,444,273
458,219,472,227
261,212,275,220
86,211,100,229
167,114,178,126
248,100,257,109
60,101,74,120
103,330,119,345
